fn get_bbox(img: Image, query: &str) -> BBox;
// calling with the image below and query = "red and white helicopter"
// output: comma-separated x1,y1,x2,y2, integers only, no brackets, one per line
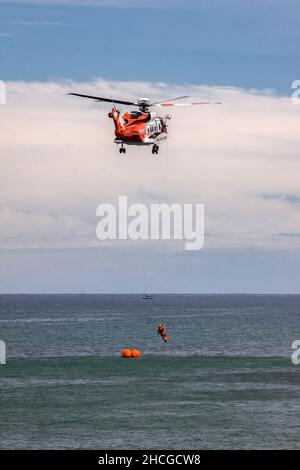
69,93,220,154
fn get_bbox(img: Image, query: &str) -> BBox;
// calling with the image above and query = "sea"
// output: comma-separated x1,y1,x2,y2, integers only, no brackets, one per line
0,294,299,449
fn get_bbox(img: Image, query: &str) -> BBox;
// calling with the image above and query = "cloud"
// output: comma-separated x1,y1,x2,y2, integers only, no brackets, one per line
1,78,300,252
0,0,295,6
278,232,300,238
10,20,77,27
0,32,15,37
0,206,95,250
260,192,300,205
1,0,179,6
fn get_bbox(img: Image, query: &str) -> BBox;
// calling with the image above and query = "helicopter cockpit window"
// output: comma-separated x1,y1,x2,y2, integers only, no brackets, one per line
130,111,142,118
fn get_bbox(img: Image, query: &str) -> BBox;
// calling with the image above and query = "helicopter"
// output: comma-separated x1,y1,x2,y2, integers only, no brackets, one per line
69,93,220,155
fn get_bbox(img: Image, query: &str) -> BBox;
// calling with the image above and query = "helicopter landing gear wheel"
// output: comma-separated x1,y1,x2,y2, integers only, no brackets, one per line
152,144,159,155
119,146,126,154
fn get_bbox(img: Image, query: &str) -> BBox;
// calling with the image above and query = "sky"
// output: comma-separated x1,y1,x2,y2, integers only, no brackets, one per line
1,0,300,92
0,0,300,293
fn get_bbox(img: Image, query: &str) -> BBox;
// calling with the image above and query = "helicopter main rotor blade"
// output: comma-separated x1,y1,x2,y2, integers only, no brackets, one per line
68,93,137,107
154,101,221,107
151,95,190,105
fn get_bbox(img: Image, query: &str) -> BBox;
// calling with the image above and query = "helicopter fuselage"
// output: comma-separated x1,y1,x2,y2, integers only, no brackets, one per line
109,108,168,147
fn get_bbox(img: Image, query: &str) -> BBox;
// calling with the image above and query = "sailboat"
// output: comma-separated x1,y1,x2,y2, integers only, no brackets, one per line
143,293,153,300
142,288,153,300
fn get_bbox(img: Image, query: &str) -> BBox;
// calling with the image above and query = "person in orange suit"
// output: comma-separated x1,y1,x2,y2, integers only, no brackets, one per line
162,332,169,343
157,324,165,336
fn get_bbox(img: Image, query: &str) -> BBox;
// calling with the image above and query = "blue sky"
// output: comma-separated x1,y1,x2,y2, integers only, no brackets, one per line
1,0,299,93
1,1,300,293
